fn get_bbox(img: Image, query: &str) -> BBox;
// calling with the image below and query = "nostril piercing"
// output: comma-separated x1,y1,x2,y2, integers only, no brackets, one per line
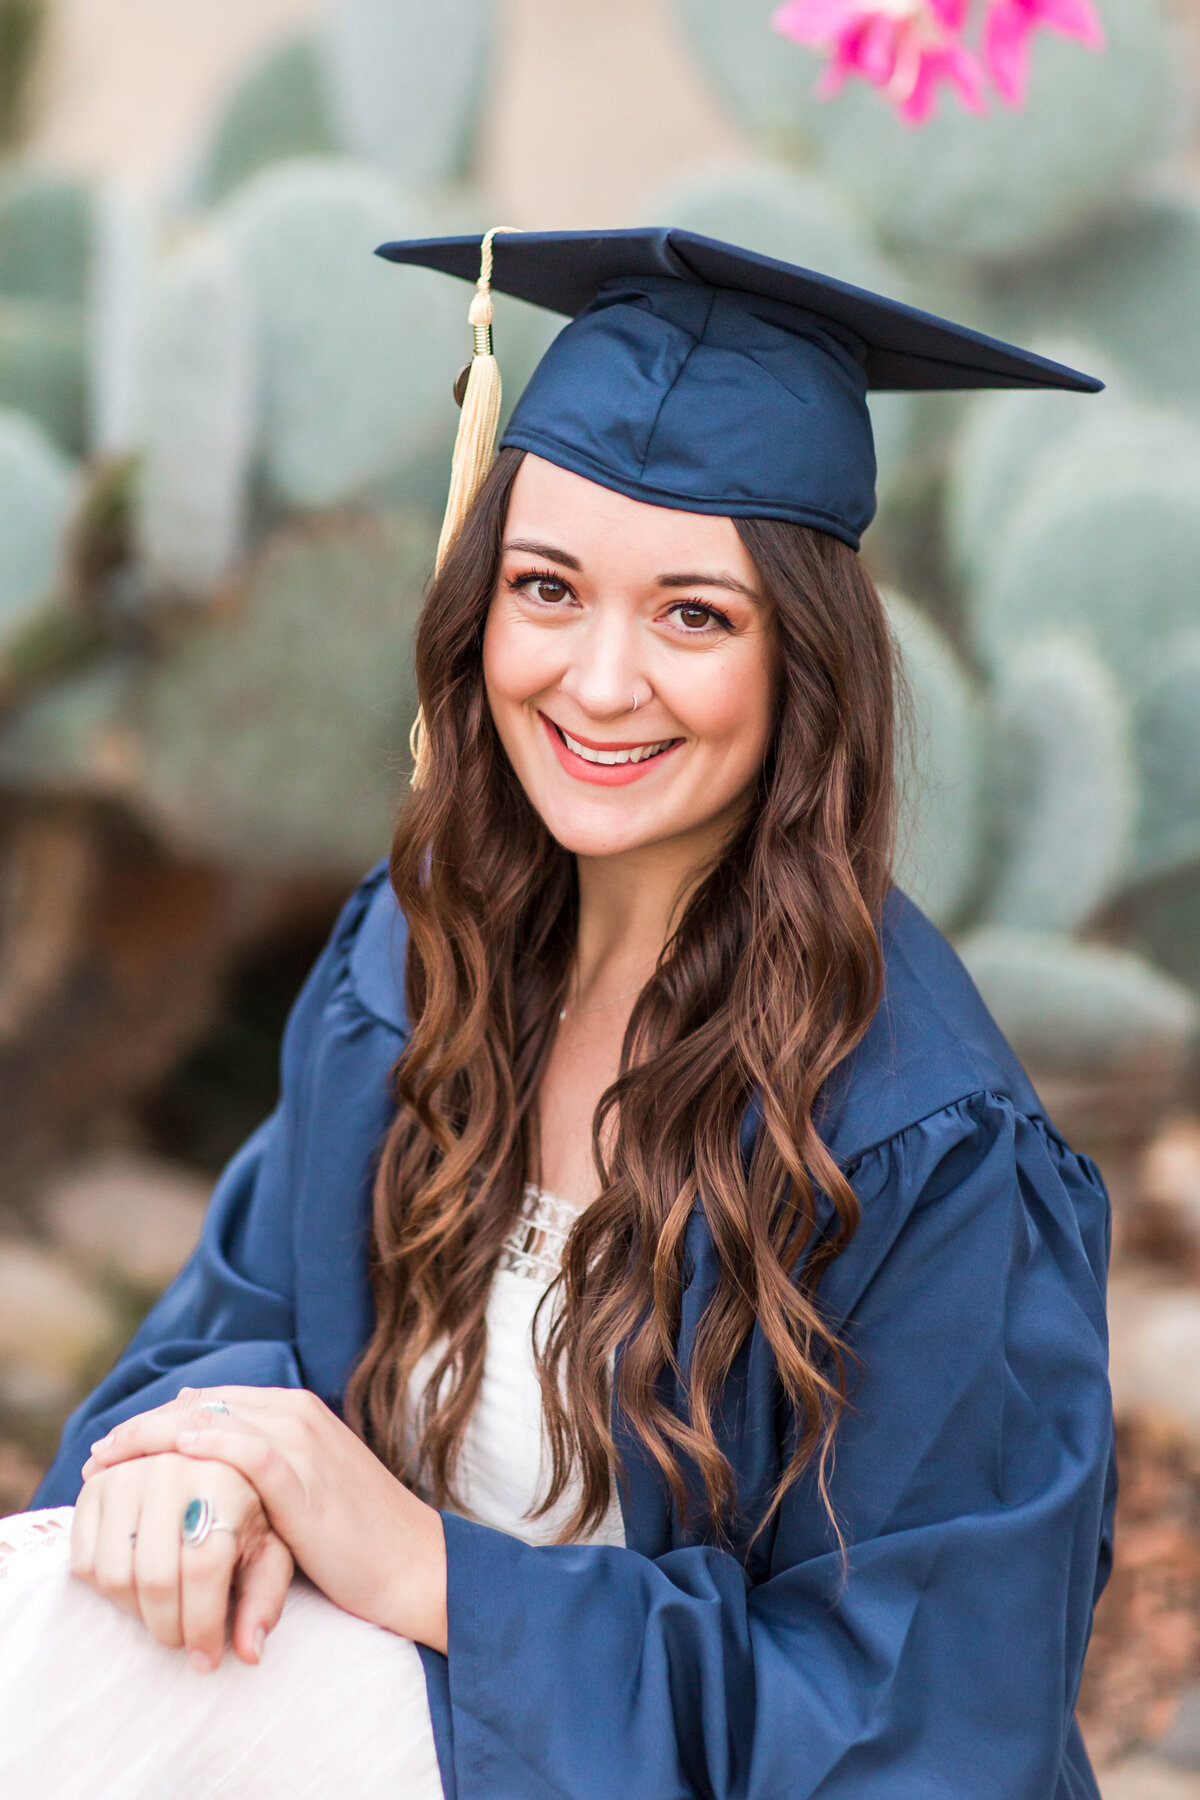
631,692,639,712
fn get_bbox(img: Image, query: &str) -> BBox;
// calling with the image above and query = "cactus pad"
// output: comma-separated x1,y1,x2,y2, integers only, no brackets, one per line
0,408,76,649
1131,632,1200,889
132,511,435,873
887,591,987,928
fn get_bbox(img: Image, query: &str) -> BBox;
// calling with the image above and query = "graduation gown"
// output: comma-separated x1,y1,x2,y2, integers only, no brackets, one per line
34,856,1116,1800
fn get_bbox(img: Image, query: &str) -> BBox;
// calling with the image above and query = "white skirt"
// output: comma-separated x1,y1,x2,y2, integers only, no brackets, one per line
0,1508,444,1800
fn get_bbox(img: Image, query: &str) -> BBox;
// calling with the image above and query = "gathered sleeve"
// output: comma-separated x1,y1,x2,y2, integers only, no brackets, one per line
432,1090,1115,1800
32,866,399,1507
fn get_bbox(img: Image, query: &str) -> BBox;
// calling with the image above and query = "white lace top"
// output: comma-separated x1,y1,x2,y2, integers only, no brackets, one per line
408,1185,626,1548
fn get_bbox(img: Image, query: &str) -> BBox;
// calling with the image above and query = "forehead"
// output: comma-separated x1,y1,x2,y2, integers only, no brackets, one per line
502,454,761,587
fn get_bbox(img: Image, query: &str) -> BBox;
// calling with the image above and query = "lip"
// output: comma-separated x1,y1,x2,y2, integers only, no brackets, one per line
538,712,683,787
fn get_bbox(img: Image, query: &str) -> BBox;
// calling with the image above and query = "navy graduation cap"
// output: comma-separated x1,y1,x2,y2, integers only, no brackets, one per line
376,225,1101,554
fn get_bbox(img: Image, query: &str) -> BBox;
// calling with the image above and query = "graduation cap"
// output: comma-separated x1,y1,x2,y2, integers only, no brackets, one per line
376,225,1102,566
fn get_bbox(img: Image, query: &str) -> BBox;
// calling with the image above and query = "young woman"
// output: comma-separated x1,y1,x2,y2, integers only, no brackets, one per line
0,230,1114,1800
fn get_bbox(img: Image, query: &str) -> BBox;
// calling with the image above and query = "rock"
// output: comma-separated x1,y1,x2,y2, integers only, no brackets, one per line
39,1150,209,1296
1108,1276,1200,1432
1080,1412,1200,1767
0,1240,122,1412
1100,1754,1200,1798
1129,1120,1200,1277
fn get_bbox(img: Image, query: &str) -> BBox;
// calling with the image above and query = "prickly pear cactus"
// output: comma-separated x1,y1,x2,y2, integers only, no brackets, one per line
971,408,1200,692
672,0,817,156
222,159,462,510
0,655,137,794
317,0,490,186
0,171,91,303
131,511,435,873
0,408,76,648
1131,633,1200,888
87,183,154,456
645,161,913,491
135,229,258,596
954,928,1197,1076
676,0,1174,264
0,296,85,454
189,36,338,208
887,591,987,929
991,194,1200,422
980,636,1134,933
946,339,1122,582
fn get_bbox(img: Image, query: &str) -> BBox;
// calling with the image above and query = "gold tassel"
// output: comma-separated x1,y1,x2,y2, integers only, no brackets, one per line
411,226,518,789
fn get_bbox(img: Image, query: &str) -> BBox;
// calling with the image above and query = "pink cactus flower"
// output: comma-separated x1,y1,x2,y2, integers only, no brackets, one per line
982,0,1105,106
773,0,987,124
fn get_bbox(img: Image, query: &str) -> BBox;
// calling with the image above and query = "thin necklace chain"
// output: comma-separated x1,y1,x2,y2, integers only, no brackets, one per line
558,974,652,1022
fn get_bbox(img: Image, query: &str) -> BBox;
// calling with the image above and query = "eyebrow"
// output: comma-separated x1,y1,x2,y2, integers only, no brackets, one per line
503,540,758,599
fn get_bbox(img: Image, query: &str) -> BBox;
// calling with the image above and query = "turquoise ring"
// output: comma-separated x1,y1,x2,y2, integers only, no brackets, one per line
181,1497,237,1548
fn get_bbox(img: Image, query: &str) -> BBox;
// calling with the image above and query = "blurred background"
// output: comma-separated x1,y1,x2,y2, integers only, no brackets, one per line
0,0,1198,1788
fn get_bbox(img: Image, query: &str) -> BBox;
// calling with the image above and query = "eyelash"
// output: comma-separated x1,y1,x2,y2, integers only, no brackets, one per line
506,568,735,634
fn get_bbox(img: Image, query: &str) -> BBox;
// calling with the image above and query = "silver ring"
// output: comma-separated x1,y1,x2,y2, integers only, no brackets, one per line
631,692,639,712
198,1400,231,1416
181,1497,237,1548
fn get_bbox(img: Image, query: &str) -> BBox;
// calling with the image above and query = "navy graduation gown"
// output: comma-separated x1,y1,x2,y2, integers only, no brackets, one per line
35,857,1116,1800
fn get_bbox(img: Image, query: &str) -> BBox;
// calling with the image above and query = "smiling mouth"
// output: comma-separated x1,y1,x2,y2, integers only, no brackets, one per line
547,719,681,766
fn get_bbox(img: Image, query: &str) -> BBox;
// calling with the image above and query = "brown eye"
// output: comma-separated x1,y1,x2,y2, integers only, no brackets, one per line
534,577,569,603
676,602,713,629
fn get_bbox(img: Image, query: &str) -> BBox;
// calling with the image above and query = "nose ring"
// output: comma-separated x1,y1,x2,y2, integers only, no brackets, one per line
631,692,639,712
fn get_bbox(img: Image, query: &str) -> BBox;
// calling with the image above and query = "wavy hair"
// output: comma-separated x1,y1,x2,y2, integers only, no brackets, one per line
343,447,898,1542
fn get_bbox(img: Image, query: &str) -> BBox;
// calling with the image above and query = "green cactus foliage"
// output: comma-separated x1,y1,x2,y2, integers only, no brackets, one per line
675,0,1173,264
86,184,153,457
990,195,1200,422
222,159,463,510
946,338,1123,583
0,296,85,454
980,635,1134,933
189,35,339,208
672,0,818,156
971,408,1200,693
0,171,92,304
0,409,76,649
0,0,45,150
1130,633,1200,889
644,162,913,494
316,0,490,186
887,592,987,928
954,928,1197,1076
135,230,257,596
132,512,434,873
1128,884,1200,999
0,655,137,794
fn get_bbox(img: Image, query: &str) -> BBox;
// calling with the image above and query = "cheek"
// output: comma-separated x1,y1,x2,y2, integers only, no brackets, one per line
482,604,560,714
666,644,776,764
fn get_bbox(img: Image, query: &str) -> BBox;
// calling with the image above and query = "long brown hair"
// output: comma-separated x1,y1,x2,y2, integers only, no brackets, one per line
343,446,898,1541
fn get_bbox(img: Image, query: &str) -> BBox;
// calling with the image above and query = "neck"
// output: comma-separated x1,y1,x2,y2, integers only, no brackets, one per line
571,823,726,1003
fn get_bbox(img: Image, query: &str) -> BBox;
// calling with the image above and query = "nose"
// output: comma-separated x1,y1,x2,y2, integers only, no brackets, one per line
556,607,644,720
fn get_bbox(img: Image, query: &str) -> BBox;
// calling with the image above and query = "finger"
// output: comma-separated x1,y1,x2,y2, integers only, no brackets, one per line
178,1531,241,1671
89,1471,144,1617
83,1408,265,1476
172,1426,306,1527
69,1477,102,1581
230,1531,294,1666
130,1458,194,1651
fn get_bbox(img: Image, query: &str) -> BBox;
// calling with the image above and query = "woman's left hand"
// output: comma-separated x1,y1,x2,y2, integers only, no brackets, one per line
81,1386,447,1653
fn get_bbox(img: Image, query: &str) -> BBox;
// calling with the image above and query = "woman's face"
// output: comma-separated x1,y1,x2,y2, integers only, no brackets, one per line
483,454,778,862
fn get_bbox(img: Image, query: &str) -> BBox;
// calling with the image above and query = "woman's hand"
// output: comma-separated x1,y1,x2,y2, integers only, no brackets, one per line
82,1386,448,1653
72,1449,294,1671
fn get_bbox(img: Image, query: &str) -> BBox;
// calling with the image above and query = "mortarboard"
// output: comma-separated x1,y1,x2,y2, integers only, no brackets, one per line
376,225,1102,559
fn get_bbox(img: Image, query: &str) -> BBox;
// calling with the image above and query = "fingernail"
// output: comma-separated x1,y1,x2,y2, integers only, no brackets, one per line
188,1650,211,1675
254,1626,266,1661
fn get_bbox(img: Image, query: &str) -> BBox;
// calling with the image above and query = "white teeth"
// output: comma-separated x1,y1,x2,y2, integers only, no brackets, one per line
559,726,673,766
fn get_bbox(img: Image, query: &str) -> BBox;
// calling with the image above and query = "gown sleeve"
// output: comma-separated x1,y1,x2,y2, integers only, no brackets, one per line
431,1089,1115,1800
31,867,392,1508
